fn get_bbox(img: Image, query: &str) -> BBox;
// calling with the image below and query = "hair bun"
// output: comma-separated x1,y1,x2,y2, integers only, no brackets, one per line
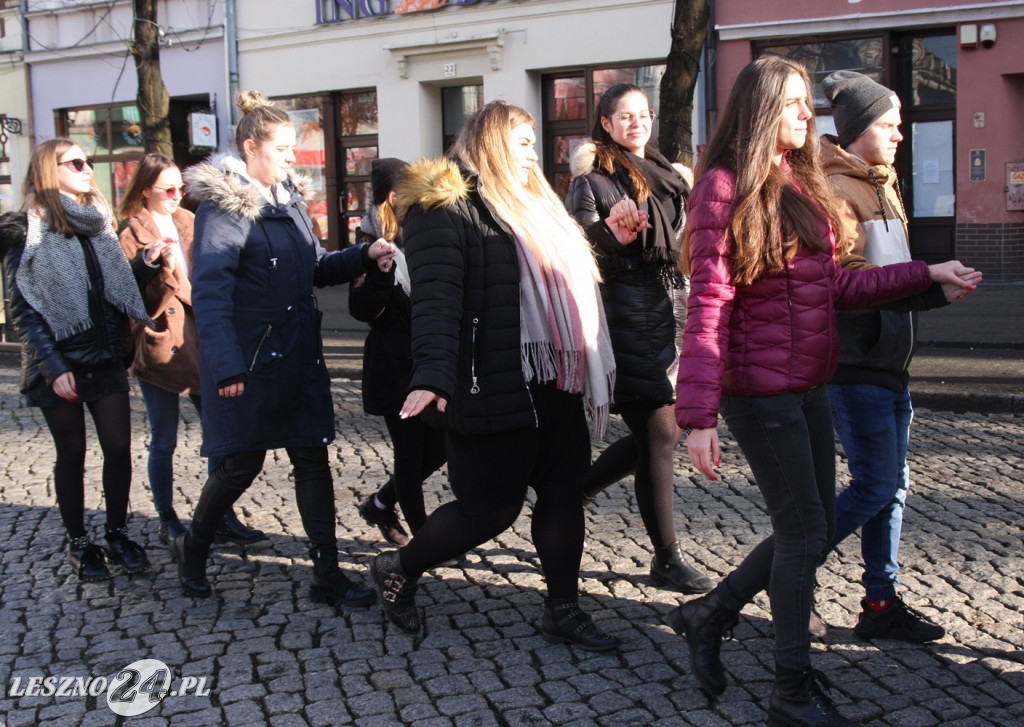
235,90,273,116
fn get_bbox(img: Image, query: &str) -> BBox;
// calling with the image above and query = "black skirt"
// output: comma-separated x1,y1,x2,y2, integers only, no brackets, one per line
25,363,129,408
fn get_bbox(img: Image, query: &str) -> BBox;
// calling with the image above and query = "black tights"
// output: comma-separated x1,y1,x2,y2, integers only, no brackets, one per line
374,413,447,533
583,402,681,550
41,392,133,539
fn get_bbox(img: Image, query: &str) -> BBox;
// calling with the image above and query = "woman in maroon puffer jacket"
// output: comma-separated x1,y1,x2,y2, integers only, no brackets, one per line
665,57,974,727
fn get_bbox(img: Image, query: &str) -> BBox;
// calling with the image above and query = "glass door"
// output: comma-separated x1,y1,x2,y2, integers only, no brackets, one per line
895,32,957,263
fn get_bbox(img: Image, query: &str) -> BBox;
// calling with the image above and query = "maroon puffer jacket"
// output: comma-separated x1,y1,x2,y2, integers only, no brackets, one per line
675,166,932,430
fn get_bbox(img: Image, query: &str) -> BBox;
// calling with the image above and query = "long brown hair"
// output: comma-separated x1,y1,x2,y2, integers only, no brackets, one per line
117,153,178,220
591,83,651,202
22,138,113,238
683,56,847,284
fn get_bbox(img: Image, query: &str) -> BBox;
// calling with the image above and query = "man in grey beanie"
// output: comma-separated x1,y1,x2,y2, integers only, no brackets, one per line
814,71,981,644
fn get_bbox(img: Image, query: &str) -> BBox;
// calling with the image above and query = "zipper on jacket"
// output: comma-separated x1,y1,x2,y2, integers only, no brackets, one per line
469,317,480,394
250,324,273,372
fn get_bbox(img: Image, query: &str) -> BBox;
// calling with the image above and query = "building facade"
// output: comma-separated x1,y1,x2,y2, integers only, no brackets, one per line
712,0,1024,281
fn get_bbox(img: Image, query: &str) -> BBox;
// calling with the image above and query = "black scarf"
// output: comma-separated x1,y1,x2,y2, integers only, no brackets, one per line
622,147,689,269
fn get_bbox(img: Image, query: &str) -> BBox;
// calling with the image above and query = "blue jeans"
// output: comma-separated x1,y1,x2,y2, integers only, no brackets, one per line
826,383,912,602
138,380,219,514
717,387,836,672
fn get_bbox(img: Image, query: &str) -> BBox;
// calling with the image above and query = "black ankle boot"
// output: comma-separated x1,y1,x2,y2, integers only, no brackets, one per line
215,508,267,545
170,532,212,598
667,588,740,697
68,535,110,582
541,598,621,652
104,526,150,574
768,667,859,726
308,544,376,608
650,541,714,593
357,493,409,546
371,550,421,633
158,509,187,546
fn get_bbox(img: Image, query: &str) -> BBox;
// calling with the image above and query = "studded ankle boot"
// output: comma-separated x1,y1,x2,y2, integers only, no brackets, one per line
371,550,421,633
541,598,621,652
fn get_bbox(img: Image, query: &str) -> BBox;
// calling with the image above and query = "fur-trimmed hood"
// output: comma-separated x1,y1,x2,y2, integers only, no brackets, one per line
395,157,472,221
569,140,693,186
182,153,313,222
570,140,600,178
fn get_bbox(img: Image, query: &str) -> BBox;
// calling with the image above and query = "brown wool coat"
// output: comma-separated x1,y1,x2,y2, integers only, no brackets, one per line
119,207,200,393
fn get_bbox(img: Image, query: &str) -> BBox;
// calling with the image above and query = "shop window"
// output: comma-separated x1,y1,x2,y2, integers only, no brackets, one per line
442,84,483,152
541,62,666,198
274,94,331,242
338,90,379,245
907,35,956,107
58,103,145,209
758,37,887,110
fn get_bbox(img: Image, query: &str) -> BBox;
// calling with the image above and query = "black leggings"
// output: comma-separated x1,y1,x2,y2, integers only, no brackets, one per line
398,385,590,601
41,392,133,538
374,412,447,533
584,402,681,550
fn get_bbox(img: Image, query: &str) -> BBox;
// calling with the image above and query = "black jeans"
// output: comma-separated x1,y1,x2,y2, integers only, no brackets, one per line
716,387,836,673
190,446,336,547
399,384,590,601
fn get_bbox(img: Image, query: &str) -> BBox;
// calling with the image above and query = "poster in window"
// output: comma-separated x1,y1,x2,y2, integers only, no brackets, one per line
1007,162,1024,212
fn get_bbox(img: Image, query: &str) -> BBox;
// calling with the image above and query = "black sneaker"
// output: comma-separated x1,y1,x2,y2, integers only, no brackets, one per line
853,597,945,643
358,495,409,546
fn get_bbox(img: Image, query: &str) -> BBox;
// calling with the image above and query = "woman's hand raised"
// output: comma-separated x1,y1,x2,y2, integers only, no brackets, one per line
605,198,651,246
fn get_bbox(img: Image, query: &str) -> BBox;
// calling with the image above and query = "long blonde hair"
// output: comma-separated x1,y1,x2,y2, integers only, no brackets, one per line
450,100,598,277
23,138,113,237
683,57,847,284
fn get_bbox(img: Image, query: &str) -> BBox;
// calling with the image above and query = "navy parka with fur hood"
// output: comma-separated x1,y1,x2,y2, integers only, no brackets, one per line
185,155,374,457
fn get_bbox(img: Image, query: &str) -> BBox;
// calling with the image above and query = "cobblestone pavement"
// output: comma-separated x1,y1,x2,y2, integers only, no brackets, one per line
0,369,1021,726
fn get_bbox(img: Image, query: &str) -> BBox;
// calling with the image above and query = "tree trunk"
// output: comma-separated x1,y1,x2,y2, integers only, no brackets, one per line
658,0,710,170
133,0,173,157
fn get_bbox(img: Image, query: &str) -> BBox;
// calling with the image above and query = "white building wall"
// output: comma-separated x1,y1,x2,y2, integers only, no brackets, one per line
23,0,230,148
235,0,689,162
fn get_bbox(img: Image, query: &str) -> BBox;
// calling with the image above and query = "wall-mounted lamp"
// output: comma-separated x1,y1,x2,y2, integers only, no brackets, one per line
0,116,23,135
979,23,997,48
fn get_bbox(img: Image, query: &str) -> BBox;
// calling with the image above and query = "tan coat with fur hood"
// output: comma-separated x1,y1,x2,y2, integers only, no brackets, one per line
119,207,200,393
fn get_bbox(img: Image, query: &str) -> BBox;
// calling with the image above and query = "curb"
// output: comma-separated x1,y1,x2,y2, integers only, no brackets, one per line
911,388,1023,414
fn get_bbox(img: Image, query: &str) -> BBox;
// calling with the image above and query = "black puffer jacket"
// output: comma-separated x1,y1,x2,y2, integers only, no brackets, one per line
1,212,132,395
565,142,687,405
348,208,412,416
396,158,535,435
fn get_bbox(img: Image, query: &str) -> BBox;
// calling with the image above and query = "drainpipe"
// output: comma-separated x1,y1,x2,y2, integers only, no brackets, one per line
225,0,239,125
703,0,717,144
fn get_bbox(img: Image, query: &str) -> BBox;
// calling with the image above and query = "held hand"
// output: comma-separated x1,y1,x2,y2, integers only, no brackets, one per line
399,389,447,419
605,199,651,246
218,382,245,398
52,371,78,402
928,260,979,294
941,268,983,301
367,239,397,261
159,243,176,273
143,241,166,267
686,427,720,481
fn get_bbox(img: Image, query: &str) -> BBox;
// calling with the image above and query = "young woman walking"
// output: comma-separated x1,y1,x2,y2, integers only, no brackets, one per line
668,57,974,725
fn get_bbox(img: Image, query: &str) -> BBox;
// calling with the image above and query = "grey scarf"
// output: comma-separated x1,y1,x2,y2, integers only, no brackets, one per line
18,197,151,340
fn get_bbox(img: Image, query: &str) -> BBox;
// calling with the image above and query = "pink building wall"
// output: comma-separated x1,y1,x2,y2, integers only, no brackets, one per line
711,1,1024,278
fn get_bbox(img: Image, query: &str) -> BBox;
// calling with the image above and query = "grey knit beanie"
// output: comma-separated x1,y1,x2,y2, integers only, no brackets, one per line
821,71,901,148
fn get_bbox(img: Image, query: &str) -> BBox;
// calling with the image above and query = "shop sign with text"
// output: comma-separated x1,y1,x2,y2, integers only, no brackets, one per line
316,0,500,25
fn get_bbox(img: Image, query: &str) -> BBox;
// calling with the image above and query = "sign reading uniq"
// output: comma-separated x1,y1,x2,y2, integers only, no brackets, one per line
316,0,499,25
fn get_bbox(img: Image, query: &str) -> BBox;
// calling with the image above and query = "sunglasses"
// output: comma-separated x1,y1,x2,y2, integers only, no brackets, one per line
155,185,186,199
59,158,95,173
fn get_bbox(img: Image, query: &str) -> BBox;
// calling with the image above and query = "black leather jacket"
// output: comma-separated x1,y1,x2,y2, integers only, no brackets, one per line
1,212,133,395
